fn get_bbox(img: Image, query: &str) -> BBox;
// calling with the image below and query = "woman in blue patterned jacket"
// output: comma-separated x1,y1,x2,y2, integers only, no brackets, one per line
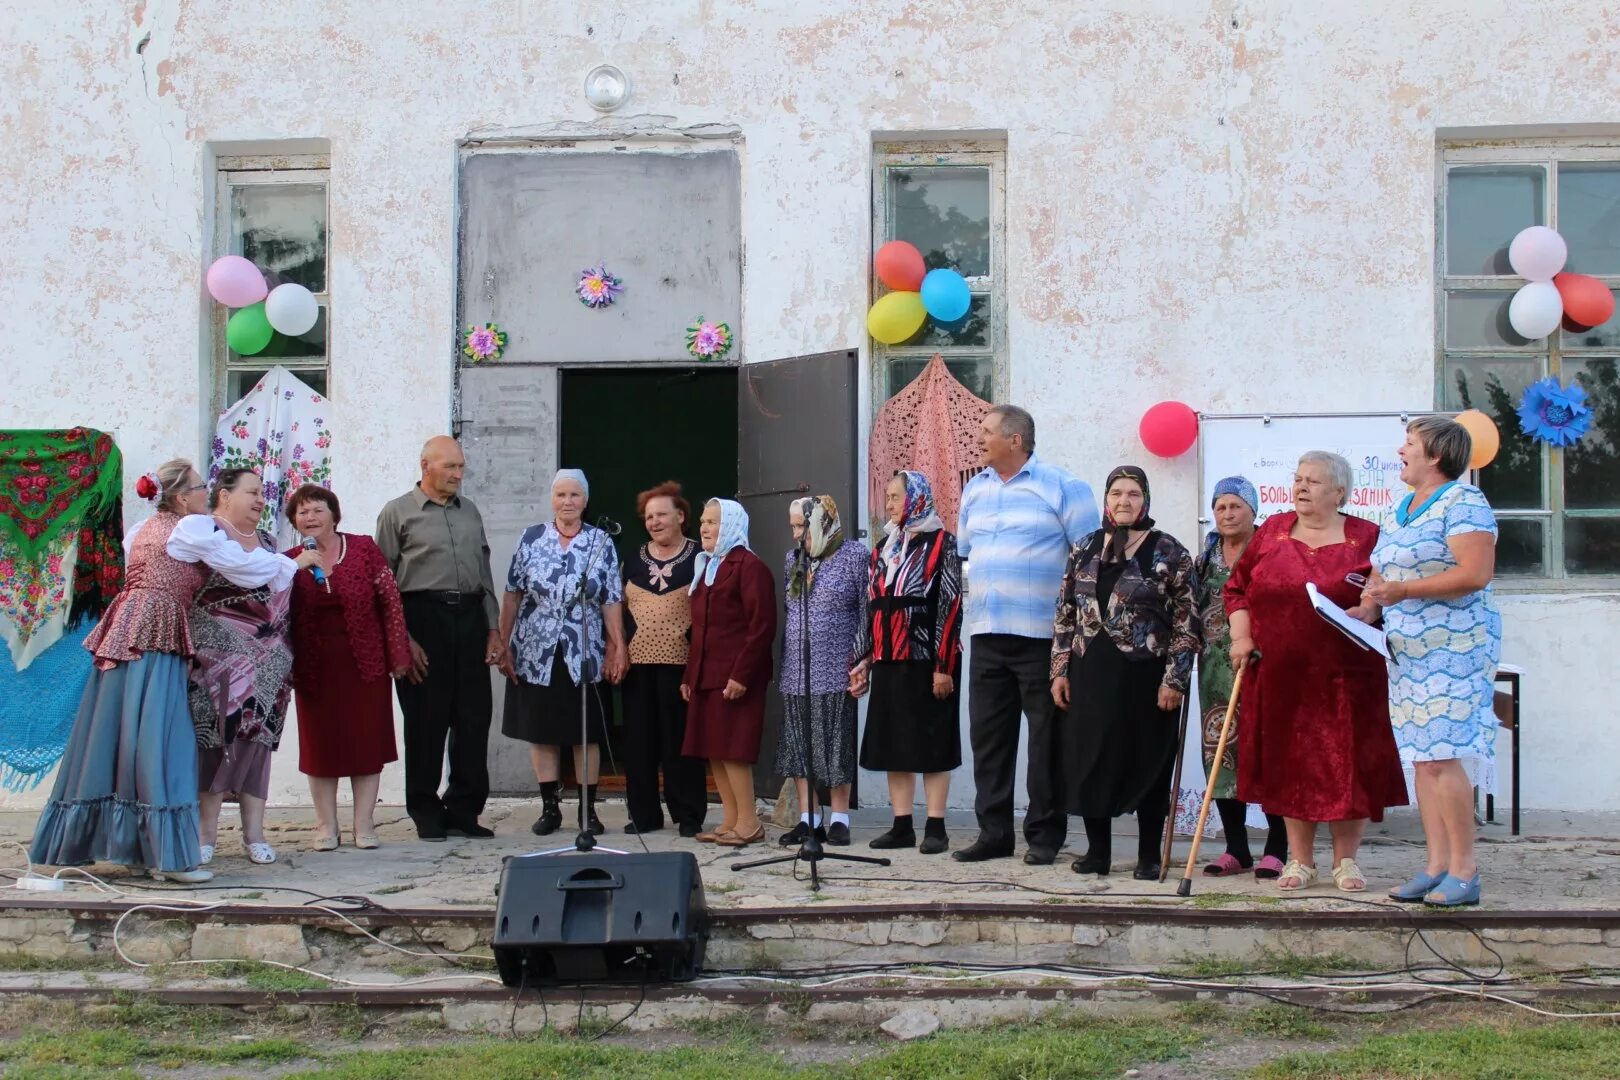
1051,465,1199,880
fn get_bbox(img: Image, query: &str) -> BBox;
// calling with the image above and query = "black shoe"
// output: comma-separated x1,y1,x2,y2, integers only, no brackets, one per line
446,820,494,839
780,821,812,846
826,822,851,846
1071,853,1111,875
868,826,917,850
918,832,949,855
531,805,562,836
1133,861,1162,881
625,821,664,835
1023,846,1057,866
678,823,703,839
416,822,447,842
952,838,1014,863
586,808,605,836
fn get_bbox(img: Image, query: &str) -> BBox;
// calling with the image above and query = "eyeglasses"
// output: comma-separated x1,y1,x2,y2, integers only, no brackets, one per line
183,483,208,493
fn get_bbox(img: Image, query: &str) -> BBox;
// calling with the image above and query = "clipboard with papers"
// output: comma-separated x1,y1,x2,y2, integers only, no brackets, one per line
1305,582,1390,660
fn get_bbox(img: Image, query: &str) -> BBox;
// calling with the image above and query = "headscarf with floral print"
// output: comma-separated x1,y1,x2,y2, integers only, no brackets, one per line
882,471,946,587
788,494,844,599
1100,465,1156,565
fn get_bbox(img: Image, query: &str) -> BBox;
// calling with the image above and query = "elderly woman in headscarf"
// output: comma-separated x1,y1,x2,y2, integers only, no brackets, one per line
774,495,868,847
1052,466,1199,879
1194,477,1287,880
851,471,963,855
681,498,777,846
498,469,627,838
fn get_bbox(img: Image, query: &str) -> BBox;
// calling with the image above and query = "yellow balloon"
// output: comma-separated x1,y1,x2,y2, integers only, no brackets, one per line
867,291,927,345
1455,409,1500,470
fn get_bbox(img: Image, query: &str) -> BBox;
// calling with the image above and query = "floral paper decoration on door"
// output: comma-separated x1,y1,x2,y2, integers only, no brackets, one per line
686,317,732,361
577,265,624,308
461,323,507,364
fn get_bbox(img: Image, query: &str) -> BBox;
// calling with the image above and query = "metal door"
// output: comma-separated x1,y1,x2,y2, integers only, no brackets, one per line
736,350,860,794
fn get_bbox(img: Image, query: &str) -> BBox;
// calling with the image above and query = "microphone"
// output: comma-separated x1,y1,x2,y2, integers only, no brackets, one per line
596,515,623,537
301,536,327,586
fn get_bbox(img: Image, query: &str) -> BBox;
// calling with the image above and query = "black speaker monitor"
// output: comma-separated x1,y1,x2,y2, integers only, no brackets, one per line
492,851,707,986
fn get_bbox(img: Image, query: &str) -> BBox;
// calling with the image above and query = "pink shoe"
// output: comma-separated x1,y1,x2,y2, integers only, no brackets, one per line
1254,854,1285,880
1202,852,1249,877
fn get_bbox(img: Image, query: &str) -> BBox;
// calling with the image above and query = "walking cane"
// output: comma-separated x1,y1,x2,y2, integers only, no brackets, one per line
1176,653,1257,898
1158,695,1191,883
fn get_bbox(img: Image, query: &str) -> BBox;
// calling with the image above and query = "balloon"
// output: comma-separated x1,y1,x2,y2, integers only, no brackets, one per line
1553,272,1616,329
919,268,972,322
867,291,927,345
1507,281,1563,340
265,283,320,336
205,255,268,308
1454,409,1500,470
874,241,926,292
1139,401,1199,457
226,303,274,355
1507,226,1567,282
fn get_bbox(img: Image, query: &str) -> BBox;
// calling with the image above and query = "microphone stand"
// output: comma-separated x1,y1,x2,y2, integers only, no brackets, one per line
730,530,890,890
538,516,624,857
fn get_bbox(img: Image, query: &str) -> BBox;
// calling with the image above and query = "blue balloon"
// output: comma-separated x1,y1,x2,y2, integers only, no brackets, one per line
919,268,971,322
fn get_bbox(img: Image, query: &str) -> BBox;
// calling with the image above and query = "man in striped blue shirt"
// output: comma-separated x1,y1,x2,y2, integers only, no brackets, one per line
953,405,1099,865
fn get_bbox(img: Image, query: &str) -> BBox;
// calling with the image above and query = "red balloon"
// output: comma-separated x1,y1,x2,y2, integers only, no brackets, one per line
1139,401,1199,457
874,241,926,292
1554,272,1616,328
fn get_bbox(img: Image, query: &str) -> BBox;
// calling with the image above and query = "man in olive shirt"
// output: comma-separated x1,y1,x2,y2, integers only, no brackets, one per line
376,436,506,841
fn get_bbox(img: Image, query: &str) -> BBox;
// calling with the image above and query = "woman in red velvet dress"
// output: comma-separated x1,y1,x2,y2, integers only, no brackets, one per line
284,484,411,851
681,498,777,848
1224,452,1406,894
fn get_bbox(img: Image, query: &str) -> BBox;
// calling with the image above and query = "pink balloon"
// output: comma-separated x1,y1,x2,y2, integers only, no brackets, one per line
1139,401,1199,457
1507,226,1567,283
206,255,268,308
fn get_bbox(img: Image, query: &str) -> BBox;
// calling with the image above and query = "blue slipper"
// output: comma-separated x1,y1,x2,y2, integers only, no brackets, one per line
1423,872,1481,908
1388,870,1446,903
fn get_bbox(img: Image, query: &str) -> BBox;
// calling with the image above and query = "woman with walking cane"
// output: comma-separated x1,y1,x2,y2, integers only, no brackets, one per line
1052,466,1199,879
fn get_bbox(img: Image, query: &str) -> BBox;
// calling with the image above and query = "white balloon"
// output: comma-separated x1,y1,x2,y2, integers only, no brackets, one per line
264,283,320,336
1508,281,1564,340
1508,225,1568,282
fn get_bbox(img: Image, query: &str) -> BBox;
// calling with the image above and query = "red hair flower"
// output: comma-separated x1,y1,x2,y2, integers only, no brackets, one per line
134,474,159,501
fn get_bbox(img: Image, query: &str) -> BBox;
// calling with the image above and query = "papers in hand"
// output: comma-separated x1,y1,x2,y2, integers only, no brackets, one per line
1305,582,1390,660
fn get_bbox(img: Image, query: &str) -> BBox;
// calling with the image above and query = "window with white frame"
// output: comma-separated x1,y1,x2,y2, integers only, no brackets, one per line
213,156,330,414
871,145,1006,402
1439,143,1620,578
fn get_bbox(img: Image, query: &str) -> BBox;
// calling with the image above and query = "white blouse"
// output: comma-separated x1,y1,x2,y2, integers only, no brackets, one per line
126,513,298,592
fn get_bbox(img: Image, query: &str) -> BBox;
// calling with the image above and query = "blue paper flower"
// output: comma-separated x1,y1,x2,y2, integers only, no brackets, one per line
1517,376,1592,447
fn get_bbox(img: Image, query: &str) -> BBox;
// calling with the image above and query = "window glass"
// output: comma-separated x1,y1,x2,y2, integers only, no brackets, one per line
1558,163,1620,276
1443,356,1542,510
231,182,327,293
1445,165,1544,275
886,166,991,278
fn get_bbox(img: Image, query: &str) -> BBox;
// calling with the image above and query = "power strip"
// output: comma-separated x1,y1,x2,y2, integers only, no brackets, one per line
16,876,65,892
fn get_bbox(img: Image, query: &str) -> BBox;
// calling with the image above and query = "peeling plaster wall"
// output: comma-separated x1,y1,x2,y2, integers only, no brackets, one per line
2,1,1619,811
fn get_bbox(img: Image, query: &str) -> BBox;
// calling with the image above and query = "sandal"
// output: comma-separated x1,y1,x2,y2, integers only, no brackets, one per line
1331,858,1366,892
1424,872,1481,908
1202,852,1251,877
198,844,215,866
717,824,766,847
1253,855,1285,880
245,841,277,865
695,828,736,843
1389,870,1446,903
1277,859,1317,891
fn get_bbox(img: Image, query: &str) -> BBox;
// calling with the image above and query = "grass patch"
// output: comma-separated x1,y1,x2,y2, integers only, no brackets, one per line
1236,1004,1334,1040
1256,1021,1620,1078
0,952,126,973
1172,955,1250,979
0,1030,308,1072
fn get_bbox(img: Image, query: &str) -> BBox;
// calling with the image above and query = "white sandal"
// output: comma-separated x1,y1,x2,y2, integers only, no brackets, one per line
1332,857,1367,892
1277,858,1318,891
198,844,215,866
245,841,277,865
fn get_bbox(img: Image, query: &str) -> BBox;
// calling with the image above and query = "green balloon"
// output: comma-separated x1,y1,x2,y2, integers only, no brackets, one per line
227,302,274,356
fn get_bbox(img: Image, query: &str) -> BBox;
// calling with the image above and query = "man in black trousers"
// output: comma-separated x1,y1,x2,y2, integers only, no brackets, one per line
376,435,504,841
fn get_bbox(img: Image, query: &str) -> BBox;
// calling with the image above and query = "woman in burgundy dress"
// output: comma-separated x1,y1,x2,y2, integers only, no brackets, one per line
285,484,411,851
1224,452,1407,893
681,498,777,847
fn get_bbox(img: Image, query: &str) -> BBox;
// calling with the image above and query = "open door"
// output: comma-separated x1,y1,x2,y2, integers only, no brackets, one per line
736,350,861,796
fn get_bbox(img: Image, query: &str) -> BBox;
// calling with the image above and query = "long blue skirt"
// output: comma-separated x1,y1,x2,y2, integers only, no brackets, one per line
28,653,202,873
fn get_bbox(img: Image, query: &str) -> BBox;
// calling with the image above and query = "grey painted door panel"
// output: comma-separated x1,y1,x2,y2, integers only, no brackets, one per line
459,150,741,365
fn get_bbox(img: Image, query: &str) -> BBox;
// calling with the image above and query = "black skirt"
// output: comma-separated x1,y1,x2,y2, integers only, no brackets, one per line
501,653,608,746
858,661,962,774
1062,632,1178,818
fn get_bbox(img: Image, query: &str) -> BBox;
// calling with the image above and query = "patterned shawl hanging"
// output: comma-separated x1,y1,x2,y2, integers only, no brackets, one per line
0,428,124,669
209,366,333,547
867,353,990,533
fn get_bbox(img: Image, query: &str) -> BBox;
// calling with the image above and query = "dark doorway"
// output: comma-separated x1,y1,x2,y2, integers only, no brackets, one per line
558,367,739,790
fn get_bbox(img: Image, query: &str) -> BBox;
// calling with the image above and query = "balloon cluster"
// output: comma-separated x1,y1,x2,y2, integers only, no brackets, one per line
867,241,972,345
205,255,320,356
1505,227,1616,340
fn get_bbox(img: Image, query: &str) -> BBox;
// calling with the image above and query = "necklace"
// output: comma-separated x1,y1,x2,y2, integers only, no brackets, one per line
215,515,259,542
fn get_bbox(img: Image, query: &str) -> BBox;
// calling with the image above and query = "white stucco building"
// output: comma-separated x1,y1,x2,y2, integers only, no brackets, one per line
2,1,1618,812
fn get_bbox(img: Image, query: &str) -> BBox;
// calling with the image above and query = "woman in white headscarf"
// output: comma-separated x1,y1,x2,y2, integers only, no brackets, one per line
498,469,626,838
681,499,777,846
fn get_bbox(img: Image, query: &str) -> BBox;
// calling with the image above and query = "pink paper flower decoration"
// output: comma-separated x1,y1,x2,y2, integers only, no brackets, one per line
686,317,732,361
462,323,507,364
578,266,624,308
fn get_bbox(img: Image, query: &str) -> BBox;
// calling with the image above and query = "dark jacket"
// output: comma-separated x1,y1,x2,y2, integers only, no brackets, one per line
684,548,777,692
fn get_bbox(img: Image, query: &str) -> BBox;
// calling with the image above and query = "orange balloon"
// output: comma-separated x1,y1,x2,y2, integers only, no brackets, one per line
1454,409,1500,470
874,241,926,292
1553,272,1616,329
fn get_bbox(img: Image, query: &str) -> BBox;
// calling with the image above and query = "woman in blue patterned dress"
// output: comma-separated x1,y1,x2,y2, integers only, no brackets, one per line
775,495,867,847
497,470,626,837
1364,417,1500,907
